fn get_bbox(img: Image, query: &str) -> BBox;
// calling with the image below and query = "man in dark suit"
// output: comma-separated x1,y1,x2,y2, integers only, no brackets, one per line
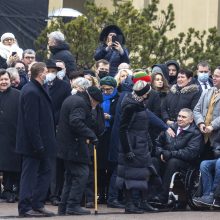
152,108,204,204
16,62,57,217
194,61,213,92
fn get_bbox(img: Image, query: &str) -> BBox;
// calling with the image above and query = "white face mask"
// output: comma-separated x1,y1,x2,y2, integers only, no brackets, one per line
46,73,56,82
57,70,66,79
71,88,78,95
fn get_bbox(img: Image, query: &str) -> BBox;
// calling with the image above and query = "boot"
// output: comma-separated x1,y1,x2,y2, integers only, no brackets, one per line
125,201,144,214
58,202,66,216
140,200,158,212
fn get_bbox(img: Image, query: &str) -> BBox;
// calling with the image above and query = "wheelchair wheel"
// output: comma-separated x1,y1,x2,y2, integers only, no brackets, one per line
185,168,202,210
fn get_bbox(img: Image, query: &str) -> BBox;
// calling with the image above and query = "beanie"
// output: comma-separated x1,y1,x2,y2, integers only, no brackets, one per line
100,76,117,88
133,71,151,83
133,80,151,96
1,33,15,42
87,86,103,103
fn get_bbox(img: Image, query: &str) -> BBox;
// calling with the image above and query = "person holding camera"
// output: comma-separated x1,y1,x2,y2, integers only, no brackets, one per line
94,25,130,77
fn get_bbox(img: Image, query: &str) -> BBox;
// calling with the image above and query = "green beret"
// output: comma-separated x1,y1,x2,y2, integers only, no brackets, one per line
100,76,117,88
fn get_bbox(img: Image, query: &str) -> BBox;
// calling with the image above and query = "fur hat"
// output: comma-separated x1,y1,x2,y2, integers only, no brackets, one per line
87,86,103,103
99,25,125,44
1,33,15,42
100,76,117,88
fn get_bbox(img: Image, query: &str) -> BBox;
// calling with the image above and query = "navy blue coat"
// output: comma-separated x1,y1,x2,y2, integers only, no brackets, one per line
94,44,130,77
16,79,57,158
47,78,71,125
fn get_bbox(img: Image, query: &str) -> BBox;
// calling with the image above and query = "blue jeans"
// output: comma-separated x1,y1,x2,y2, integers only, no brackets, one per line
200,159,220,196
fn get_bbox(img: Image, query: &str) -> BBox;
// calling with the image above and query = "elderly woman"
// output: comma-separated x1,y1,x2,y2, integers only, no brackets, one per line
96,76,119,204
0,33,23,65
116,80,175,213
70,77,91,95
0,69,21,202
94,25,130,77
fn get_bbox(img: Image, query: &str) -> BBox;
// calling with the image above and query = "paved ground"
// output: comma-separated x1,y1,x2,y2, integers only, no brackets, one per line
0,203,220,220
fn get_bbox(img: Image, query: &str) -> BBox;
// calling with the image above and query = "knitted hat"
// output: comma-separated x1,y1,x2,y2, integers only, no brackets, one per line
132,71,151,83
133,80,151,96
87,86,103,103
1,33,15,42
100,76,117,88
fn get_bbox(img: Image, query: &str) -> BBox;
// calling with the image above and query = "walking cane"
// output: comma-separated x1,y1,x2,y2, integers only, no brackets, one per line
94,144,98,214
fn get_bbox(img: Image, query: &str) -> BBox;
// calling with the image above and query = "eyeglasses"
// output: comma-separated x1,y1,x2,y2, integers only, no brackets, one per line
4,38,14,41
101,87,113,92
24,56,35,59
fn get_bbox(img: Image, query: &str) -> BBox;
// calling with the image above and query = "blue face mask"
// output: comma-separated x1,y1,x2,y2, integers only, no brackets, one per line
198,72,209,83
57,70,65,79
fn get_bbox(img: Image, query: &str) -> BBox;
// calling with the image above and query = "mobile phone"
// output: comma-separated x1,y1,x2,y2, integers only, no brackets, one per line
112,35,118,43
12,52,17,56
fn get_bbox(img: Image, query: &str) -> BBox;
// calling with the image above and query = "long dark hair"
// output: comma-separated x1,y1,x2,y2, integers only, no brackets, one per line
151,72,170,93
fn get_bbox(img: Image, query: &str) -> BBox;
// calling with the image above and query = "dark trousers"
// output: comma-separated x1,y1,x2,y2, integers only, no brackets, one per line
84,162,94,203
50,158,65,201
107,163,118,203
18,156,52,214
60,161,89,210
152,157,189,198
2,171,19,192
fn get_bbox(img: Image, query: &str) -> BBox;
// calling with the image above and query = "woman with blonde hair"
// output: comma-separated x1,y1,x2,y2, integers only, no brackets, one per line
114,69,132,92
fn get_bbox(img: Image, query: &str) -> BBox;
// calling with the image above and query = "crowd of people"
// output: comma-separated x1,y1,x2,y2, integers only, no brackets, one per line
0,24,220,217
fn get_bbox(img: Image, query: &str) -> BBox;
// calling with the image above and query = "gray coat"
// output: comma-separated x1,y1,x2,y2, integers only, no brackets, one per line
193,87,220,145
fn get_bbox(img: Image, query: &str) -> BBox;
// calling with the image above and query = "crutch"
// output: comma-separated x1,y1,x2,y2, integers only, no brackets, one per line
94,145,98,214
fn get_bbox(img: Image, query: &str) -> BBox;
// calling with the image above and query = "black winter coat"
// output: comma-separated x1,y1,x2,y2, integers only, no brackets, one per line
155,123,204,162
50,42,76,76
116,94,167,190
48,78,71,125
0,87,21,172
56,92,97,164
16,80,57,158
161,83,201,122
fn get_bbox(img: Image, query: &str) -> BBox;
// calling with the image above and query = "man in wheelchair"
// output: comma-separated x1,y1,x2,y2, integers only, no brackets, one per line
151,108,204,206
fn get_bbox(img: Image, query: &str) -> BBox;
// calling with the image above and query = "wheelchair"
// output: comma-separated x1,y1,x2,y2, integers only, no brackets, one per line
166,167,202,210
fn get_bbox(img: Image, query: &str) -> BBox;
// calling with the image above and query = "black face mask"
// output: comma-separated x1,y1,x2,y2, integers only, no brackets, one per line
98,71,109,79
169,75,177,83
18,70,27,75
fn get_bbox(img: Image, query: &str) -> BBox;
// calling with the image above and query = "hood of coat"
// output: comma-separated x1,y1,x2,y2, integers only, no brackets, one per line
170,83,199,94
49,41,70,54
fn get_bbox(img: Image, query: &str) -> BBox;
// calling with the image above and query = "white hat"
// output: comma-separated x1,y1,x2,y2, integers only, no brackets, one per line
1,33,15,42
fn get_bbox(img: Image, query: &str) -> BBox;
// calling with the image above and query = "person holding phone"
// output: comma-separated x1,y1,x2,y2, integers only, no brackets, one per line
0,33,23,66
94,25,130,77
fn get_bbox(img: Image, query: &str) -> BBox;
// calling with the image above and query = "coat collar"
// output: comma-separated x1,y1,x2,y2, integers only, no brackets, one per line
170,83,199,94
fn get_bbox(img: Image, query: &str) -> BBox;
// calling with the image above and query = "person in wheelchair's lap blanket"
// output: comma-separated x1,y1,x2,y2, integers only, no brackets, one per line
152,108,204,204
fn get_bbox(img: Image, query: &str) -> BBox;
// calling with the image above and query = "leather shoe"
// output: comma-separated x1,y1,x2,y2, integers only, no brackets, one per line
139,200,158,212
107,199,125,208
51,198,60,206
66,206,91,215
19,209,45,217
34,207,55,217
125,202,144,214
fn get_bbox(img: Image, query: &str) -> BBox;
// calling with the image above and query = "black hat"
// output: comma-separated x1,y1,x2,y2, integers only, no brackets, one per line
46,59,62,71
87,86,103,103
99,25,125,44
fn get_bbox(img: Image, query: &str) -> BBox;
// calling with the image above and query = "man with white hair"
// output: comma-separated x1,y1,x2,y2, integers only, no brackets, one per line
48,31,76,78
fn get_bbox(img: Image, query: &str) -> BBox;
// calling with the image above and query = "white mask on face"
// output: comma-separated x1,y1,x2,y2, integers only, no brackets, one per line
57,70,66,79
46,73,56,82
71,88,78,95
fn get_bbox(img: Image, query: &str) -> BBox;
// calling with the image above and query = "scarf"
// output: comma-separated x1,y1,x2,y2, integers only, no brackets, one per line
101,88,117,127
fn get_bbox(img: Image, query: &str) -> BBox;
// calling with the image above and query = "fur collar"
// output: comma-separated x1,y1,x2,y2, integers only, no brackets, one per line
170,84,199,94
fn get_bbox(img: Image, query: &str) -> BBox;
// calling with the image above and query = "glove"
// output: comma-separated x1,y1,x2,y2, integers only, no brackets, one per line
34,147,46,159
162,150,171,161
125,151,135,161
91,138,99,146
